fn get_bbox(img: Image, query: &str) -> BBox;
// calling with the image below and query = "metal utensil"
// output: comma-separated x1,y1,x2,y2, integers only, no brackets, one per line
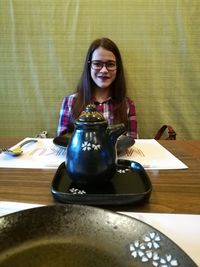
0,139,38,156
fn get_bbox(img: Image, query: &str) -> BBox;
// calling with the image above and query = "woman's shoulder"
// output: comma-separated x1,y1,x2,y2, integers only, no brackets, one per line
125,96,135,105
62,93,77,102
63,93,77,100
61,93,77,108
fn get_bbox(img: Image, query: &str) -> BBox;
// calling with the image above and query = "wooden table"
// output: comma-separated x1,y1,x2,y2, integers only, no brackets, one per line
0,138,200,214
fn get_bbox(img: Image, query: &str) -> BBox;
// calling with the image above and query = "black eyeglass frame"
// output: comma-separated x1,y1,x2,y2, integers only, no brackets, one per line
88,60,117,71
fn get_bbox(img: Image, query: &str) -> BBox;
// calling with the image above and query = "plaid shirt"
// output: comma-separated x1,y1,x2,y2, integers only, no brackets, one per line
57,93,137,138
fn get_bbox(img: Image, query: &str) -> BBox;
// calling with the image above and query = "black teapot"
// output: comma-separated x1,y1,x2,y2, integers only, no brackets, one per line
65,104,126,184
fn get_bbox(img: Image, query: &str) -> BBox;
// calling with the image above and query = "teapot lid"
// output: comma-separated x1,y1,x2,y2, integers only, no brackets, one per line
76,104,107,123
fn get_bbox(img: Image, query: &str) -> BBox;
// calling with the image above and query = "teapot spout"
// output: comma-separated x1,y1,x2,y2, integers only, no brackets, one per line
107,123,126,145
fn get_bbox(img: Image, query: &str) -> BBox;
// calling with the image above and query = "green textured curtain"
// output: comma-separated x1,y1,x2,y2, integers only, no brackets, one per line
0,0,199,139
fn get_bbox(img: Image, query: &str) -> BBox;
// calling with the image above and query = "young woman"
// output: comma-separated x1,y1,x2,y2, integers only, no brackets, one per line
57,37,137,138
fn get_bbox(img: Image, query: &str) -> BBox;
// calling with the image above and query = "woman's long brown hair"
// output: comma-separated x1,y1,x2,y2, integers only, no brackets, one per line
72,37,129,128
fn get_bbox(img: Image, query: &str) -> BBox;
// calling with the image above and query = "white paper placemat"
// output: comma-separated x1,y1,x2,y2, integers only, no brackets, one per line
119,139,188,169
0,138,187,169
0,138,66,169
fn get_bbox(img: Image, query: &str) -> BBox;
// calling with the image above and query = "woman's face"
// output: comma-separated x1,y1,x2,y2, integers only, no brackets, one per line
90,47,117,89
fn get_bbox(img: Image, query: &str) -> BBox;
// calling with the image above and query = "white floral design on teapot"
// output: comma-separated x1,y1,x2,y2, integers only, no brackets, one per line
81,141,101,151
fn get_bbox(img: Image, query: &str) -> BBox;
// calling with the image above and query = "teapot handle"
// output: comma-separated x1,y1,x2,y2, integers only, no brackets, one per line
107,123,126,144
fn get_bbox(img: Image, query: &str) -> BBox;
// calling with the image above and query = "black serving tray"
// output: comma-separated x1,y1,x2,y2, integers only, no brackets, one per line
51,159,152,206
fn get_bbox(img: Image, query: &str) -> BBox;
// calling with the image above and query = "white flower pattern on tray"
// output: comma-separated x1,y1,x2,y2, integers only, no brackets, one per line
130,232,179,266
117,168,129,174
69,188,86,195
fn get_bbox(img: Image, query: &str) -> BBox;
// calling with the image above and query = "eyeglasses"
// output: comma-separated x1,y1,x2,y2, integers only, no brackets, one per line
89,60,117,71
